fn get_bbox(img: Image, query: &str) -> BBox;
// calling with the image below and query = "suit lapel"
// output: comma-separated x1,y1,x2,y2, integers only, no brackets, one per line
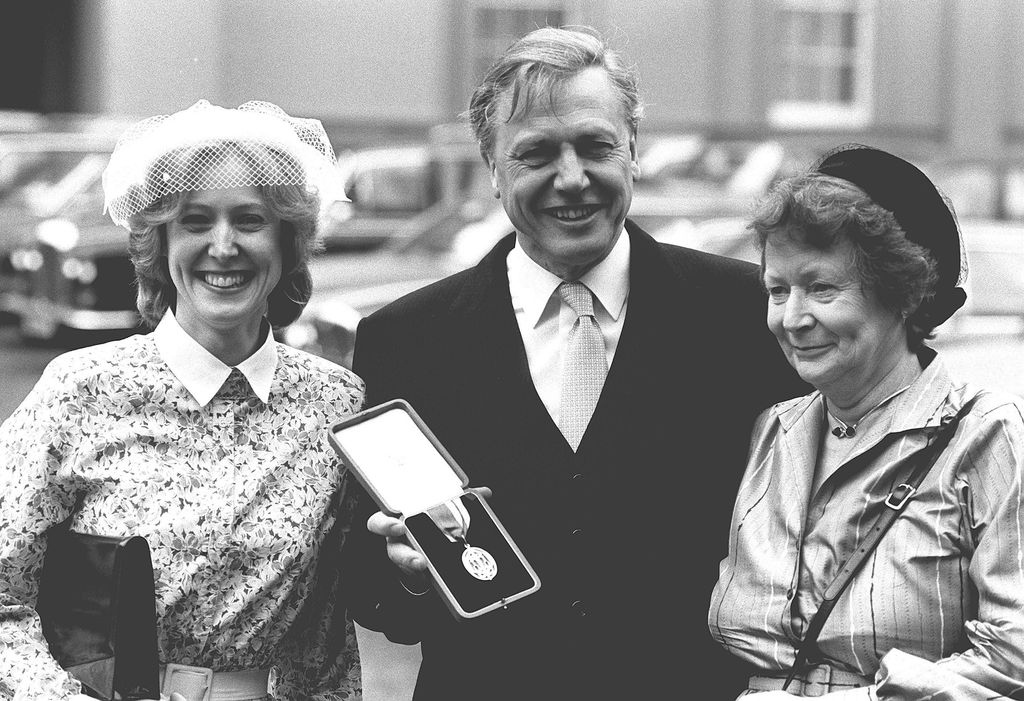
447,234,572,457
584,222,699,437
448,234,531,388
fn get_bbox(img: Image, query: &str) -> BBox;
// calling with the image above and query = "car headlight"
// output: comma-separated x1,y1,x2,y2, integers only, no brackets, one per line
61,257,99,284
11,248,44,272
35,218,80,252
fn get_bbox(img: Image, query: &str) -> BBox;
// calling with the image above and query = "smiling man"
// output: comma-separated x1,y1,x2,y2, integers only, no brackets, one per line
342,26,806,700
485,64,639,281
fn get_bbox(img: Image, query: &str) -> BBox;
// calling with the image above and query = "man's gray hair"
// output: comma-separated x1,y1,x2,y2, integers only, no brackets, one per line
468,26,644,157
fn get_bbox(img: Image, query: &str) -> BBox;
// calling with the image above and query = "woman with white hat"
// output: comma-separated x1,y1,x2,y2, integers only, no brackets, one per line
0,100,362,701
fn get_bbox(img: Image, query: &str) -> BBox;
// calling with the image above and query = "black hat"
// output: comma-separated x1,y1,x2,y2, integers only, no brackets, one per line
815,144,967,326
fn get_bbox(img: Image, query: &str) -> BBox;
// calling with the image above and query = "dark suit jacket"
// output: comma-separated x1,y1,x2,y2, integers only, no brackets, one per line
343,221,807,700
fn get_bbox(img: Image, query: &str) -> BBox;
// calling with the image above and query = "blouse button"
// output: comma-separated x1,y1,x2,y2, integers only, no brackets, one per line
571,600,588,617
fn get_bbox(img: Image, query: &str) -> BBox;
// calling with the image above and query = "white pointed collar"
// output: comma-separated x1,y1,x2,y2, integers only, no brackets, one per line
508,228,630,329
153,310,277,406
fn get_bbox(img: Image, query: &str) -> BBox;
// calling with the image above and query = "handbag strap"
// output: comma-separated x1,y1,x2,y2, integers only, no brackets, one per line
783,395,979,690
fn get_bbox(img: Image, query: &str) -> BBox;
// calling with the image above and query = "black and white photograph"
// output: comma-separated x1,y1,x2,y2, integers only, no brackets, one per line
1,2,1022,700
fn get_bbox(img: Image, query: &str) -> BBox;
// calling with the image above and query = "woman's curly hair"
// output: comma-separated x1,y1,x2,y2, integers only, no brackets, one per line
749,172,939,350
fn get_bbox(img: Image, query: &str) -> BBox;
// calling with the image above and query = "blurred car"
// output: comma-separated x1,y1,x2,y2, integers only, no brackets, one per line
652,215,759,263
627,135,817,231
0,134,129,332
319,123,494,252
5,147,142,343
0,115,132,195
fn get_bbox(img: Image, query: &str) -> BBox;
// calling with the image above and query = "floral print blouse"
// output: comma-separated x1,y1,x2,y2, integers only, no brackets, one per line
0,315,364,700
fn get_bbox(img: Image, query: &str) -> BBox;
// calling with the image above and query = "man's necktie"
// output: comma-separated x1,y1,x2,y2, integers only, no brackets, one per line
558,281,608,451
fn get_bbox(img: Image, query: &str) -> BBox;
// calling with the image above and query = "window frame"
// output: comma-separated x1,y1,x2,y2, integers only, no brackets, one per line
465,0,568,87
767,0,876,130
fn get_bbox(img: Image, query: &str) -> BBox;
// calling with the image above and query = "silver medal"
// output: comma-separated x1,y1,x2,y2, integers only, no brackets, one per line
462,545,498,580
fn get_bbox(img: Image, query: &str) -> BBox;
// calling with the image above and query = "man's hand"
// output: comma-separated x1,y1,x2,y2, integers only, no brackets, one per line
366,511,428,577
366,487,493,586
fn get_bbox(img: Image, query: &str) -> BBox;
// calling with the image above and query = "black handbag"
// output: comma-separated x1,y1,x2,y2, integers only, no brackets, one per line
36,526,161,701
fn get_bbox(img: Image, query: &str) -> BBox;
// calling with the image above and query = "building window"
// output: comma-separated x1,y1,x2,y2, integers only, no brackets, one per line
768,0,875,130
469,1,565,84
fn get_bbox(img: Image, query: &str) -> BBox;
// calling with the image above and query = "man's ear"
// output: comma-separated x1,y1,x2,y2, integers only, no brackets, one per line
483,152,499,192
629,132,641,179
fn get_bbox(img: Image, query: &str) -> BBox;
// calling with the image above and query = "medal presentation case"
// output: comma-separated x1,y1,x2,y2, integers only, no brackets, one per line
329,399,541,619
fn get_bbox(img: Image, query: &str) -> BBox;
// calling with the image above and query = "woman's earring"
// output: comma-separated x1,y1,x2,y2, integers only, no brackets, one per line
493,190,501,199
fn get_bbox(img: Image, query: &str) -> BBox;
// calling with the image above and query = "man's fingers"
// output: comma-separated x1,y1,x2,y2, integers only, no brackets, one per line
366,510,405,537
388,540,428,573
366,510,427,573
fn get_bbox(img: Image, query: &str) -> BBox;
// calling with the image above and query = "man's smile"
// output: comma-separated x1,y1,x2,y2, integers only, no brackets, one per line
541,204,603,221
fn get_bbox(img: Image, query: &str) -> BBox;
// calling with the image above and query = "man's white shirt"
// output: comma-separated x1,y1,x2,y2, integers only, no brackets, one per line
506,230,630,426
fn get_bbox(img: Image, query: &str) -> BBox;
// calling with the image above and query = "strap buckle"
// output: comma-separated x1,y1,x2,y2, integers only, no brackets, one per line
884,483,916,510
162,662,214,701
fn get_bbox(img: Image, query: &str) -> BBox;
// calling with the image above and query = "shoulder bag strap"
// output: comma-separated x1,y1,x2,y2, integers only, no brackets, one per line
783,395,980,690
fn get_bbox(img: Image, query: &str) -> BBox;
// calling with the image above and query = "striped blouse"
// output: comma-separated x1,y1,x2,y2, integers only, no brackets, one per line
709,354,1024,699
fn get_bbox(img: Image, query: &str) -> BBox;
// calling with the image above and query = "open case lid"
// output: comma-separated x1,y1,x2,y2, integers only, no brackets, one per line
329,399,469,516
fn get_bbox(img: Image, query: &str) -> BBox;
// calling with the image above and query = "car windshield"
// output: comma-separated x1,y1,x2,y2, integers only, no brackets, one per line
58,174,108,223
0,150,109,218
348,160,435,213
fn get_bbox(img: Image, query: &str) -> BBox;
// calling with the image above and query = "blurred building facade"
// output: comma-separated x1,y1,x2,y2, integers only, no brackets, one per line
5,0,1020,159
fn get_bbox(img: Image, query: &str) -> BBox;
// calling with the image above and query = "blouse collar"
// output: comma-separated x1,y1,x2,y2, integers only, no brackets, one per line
153,310,278,406
777,349,959,436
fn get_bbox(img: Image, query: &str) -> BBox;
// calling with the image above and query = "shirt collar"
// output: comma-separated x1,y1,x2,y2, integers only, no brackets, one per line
153,310,278,406
507,228,631,329
887,351,960,432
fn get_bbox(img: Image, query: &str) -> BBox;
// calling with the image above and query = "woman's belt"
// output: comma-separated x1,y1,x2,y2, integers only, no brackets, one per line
160,663,270,701
748,664,872,697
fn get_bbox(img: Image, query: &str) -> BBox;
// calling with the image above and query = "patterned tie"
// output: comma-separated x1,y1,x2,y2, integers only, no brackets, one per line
558,281,608,451
219,367,252,399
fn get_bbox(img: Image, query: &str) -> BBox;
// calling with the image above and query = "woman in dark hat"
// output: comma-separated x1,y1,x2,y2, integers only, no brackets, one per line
709,144,1024,698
